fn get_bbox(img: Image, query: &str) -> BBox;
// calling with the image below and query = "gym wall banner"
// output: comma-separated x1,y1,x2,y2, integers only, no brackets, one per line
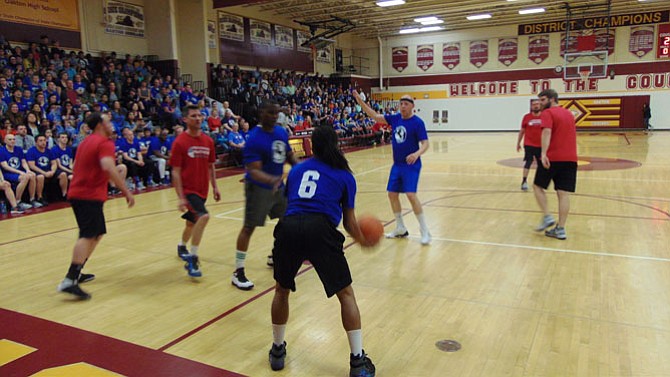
0,0,80,31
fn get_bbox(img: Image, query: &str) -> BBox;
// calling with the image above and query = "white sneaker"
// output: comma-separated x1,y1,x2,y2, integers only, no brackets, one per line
521,182,528,191
385,227,409,239
535,215,556,231
420,229,432,245
232,268,254,290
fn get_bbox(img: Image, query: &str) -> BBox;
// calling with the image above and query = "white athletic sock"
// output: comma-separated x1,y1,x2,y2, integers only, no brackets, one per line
394,212,406,230
272,324,286,346
416,212,428,232
190,245,199,256
235,250,247,269
178,241,186,247
347,329,363,357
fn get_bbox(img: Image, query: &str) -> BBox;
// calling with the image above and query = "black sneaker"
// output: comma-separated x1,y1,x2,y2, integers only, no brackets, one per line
232,268,254,290
268,341,286,371
177,245,189,260
10,206,25,215
350,351,375,377
38,198,49,207
57,281,91,300
267,255,274,267
79,273,96,283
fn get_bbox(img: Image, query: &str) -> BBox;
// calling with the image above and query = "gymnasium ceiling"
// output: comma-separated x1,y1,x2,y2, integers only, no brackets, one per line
223,0,669,38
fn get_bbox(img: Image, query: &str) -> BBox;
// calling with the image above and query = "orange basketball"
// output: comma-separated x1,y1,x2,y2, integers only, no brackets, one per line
358,215,384,247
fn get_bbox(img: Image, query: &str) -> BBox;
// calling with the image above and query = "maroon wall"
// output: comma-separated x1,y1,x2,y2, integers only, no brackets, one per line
621,95,650,129
1,22,81,49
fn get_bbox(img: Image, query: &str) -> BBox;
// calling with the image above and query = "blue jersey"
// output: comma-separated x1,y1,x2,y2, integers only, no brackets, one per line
243,125,291,189
228,131,245,145
118,138,141,159
51,145,74,169
0,146,25,171
149,136,172,156
26,146,53,171
138,136,152,151
285,158,356,226
384,113,428,166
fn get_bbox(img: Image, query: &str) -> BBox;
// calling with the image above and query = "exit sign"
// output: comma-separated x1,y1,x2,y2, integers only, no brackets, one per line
658,24,670,59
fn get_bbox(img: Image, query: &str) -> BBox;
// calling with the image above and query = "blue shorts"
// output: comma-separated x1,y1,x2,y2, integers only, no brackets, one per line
3,172,20,183
387,164,421,193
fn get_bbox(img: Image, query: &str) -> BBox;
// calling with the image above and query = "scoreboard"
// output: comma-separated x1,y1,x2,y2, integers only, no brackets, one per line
659,24,670,59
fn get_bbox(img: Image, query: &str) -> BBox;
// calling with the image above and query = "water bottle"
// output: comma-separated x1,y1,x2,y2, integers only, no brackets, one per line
0,201,7,215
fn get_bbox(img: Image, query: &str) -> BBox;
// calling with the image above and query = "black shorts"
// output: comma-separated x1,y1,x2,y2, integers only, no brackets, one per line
70,199,106,239
272,214,351,298
523,146,542,169
244,182,286,228
534,161,578,192
181,194,208,223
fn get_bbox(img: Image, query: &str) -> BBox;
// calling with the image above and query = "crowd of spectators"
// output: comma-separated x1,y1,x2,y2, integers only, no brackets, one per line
0,32,395,216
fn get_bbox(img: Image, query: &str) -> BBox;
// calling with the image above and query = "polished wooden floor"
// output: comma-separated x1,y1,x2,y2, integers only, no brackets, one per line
1,132,669,376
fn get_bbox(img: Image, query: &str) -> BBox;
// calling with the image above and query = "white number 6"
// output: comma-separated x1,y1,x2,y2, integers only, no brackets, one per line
297,170,320,198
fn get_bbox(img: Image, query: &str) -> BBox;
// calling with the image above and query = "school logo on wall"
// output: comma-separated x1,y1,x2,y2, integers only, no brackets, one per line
392,47,409,72
442,42,460,70
416,45,434,71
628,25,654,57
498,38,518,66
528,34,550,64
104,1,145,38
470,40,488,68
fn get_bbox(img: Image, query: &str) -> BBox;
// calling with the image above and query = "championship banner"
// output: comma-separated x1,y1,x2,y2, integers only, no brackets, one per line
559,98,622,127
519,10,669,35
560,29,615,60
417,44,434,71
470,40,488,68
104,1,144,38
442,42,460,70
316,45,332,63
274,25,294,49
629,25,654,58
0,0,80,31
391,47,409,72
219,13,244,42
250,20,271,45
528,34,549,64
498,38,518,66
296,30,311,52
207,21,217,49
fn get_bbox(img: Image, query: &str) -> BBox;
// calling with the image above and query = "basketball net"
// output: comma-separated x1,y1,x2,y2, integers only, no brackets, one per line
579,69,590,82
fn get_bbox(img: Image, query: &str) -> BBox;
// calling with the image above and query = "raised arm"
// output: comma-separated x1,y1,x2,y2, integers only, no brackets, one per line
352,90,386,124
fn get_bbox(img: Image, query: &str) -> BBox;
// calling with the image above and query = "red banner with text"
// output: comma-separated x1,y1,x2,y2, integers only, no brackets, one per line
470,40,488,68
417,44,434,71
391,46,409,72
498,38,518,66
442,42,460,70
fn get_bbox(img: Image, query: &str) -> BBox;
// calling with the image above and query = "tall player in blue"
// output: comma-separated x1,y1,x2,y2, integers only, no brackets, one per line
268,126,376,377
232,100,298,290
353,91,431,245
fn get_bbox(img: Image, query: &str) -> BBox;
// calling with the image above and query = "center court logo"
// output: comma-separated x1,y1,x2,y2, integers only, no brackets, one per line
394,126,407,144
272,140,286,163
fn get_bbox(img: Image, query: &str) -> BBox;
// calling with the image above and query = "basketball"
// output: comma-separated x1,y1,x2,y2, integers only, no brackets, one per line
358,215,384,247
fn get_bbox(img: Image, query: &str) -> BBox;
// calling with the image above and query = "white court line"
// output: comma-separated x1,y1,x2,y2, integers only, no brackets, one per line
408,235,670,263
422,171,670,184
214,207,244,219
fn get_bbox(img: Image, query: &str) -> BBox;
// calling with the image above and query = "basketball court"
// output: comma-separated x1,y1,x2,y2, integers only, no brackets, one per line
2,131,670,376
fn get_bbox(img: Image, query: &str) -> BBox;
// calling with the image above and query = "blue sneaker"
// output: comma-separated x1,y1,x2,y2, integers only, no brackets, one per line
350,351,375,377
268,341,286,371
177,245,189,260
183,254,202,277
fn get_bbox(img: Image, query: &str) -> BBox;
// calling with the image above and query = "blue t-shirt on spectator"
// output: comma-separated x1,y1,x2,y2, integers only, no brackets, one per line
26,146,53,171
243,125,291,189
0,146,25,172
118,137,141,159
229,131,245,145
51,144,74,169
149,136,172,156
384,113,428,167
284,157,356,226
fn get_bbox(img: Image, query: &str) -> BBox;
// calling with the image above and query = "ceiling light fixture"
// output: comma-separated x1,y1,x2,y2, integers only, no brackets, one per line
399,26,444,34
466,14,492,20
519,8,546,15
376,0,405,7
420,20,444,25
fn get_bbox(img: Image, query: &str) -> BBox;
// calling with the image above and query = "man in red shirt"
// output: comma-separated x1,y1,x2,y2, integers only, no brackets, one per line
534,89,578,240
170,105,221,277
516,99,542,191
57,113,135,300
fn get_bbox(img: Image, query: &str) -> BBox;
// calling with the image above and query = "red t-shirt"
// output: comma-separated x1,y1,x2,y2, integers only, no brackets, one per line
541,106,578,162
68,134,116,202
208,117,221,132
169,132,216,199
521,112,542,147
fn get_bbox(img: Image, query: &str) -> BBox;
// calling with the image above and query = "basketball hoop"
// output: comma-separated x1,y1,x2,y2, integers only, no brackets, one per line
579,68,591,82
